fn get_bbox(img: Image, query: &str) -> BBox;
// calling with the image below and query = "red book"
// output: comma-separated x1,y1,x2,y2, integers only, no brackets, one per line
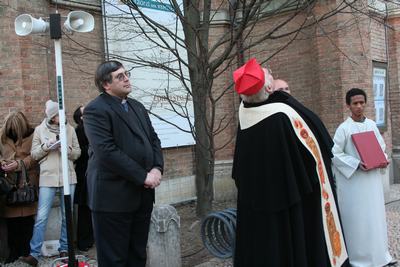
351,131,388,170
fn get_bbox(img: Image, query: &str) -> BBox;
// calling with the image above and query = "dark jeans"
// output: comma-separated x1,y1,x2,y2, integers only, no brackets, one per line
76,204,94,250
6,216,34,262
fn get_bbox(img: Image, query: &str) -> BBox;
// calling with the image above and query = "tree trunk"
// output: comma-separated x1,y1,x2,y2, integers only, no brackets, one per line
195,143,215,217
191,79,215,217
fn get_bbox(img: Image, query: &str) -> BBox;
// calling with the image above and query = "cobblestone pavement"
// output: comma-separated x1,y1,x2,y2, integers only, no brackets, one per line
2,184,400,267
385,184,400,265
0,248,97,267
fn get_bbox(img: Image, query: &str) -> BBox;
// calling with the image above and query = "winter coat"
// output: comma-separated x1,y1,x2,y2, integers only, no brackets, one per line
0,132,39,218
31,120,81,187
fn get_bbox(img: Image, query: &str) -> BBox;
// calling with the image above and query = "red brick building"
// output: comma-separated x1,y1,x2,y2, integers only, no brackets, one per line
249,1,400,185
1,0,399,258
0,0,399,203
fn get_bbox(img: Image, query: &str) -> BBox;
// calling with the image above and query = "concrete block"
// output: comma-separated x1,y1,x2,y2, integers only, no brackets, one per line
147,204,181,267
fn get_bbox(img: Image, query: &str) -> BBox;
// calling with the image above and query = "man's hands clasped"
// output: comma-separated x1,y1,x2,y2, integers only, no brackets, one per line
144,168,162,189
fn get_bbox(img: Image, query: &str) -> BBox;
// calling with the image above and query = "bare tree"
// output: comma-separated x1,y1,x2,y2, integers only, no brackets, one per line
1,0,392,217
3,0,378,217
100,0,381,217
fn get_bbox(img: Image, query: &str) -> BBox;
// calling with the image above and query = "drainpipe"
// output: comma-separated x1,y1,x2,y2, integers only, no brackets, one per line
101,0,110,60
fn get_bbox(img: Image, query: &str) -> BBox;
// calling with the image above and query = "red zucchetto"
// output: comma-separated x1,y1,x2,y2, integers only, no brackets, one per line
233,58,265,95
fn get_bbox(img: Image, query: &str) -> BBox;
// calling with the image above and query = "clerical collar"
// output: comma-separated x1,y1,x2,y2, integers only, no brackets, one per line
107,93,128,104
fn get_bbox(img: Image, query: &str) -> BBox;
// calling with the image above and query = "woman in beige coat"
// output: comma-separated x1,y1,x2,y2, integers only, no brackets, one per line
0,111,39,264
21,100,80,266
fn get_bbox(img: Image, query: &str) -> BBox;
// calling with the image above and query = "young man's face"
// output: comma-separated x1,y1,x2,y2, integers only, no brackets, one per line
103,67,132,98
348,94,366,119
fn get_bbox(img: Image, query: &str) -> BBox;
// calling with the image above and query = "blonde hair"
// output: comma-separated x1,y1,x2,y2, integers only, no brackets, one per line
1,112,32,145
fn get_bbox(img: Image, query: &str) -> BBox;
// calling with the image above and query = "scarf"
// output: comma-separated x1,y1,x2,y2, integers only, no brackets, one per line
45,119,60,135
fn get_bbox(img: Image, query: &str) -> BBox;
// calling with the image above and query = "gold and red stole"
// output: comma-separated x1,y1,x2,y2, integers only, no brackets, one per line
239,102,348,267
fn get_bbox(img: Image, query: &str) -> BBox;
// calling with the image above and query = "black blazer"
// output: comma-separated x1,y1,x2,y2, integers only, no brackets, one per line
83,93,163,212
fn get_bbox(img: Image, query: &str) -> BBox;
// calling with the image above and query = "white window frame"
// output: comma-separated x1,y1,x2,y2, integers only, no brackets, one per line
372,65,387,128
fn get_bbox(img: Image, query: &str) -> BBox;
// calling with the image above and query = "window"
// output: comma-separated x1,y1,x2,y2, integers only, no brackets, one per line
372,66,386,127
260,0,311,14
368,0,386,14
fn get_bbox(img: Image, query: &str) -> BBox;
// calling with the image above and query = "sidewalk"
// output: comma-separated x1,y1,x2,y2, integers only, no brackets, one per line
3,184,400,267
385,184,400,264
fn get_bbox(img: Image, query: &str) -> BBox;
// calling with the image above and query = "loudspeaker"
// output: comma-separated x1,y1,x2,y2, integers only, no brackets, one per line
15,14,49,36
64,11,94,33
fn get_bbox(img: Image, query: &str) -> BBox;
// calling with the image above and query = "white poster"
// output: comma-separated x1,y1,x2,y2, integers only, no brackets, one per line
373,67,386,126
103,0,195,148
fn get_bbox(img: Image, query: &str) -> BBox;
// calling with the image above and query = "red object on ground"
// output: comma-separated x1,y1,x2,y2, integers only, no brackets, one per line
57,262,89,267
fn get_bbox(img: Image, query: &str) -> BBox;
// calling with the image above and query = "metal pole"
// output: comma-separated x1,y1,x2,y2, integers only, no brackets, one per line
52,13,77,267
101,0,110,61
54,40,70,196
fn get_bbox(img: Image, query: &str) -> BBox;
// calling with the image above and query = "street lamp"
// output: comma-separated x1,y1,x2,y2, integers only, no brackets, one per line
15,10,94,267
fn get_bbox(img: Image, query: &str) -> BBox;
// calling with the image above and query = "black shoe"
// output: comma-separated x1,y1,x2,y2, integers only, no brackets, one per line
78,243,93,252
387,259,398,266
5,254,18,264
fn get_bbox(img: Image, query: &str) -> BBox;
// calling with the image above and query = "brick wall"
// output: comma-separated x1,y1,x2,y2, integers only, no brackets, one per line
235,4,347,134
215,0,398,182
0,1,199,182
1,0,50,124
388,15,400,149
2,0,399,204
387,14,400,182
369,14,394,156
215,0,393,143
312,3,344,135
0,0,102,125
208,1,396,186
209,24,238,160
371,17,387,62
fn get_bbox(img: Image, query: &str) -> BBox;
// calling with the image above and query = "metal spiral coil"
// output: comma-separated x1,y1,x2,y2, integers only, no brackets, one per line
201,208,237,259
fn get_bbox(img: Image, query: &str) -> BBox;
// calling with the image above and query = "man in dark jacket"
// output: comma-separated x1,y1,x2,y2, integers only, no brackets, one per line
84,61,163,267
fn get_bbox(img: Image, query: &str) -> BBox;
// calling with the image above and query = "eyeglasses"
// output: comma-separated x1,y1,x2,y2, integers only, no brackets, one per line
114,71,131,81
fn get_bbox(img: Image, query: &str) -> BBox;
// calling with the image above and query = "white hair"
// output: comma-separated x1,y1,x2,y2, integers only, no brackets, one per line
240,71,273,103
240,87,268,103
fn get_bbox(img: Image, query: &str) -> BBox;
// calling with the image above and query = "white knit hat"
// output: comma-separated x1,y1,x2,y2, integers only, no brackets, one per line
45,100,59,119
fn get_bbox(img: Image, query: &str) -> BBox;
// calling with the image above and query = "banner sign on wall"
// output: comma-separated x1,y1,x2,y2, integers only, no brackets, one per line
103,0,195,148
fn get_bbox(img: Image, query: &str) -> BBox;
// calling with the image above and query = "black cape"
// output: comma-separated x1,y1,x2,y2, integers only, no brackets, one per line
268,91,336,191
232,92,349,267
